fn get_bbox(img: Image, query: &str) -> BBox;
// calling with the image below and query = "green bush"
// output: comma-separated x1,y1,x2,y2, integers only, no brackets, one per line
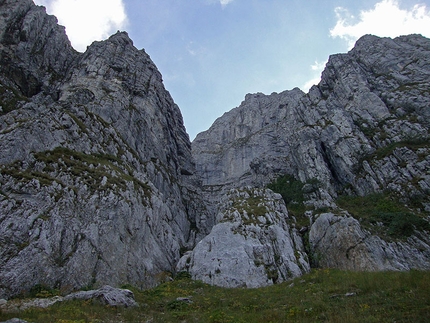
337,193,429,239
267,174,304,206
267,175,313,226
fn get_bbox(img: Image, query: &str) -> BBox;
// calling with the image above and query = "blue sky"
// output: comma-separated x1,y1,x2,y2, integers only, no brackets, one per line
34,0,430,140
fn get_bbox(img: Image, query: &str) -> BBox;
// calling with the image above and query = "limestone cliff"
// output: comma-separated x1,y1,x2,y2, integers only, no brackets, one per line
0,0,210,299
1,0,429,297
189,34,430,279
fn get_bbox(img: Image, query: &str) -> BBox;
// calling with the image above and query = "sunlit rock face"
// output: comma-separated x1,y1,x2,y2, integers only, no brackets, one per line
190,33,430,278
1,0,430,297
0,0,210,299
177,188,310,288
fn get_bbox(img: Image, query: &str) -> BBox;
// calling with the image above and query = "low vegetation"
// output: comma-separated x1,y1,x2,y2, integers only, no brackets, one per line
267,174,319,227
337,192,430,241
1,269,429,322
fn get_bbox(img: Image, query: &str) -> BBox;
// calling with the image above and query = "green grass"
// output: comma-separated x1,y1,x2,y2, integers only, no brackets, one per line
1,269,429,322
336,193,430,240
34,147,151,194
267,175,320,227
231,194,268,220
367,138,429,161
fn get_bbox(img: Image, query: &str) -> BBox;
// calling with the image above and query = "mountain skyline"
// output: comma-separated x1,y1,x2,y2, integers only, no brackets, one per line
34,0,430,140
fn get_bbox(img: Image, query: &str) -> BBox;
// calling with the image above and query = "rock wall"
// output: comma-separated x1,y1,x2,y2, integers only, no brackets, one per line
177,188,309,287
0,0,209,298
1,0,429,296
189,34,430,282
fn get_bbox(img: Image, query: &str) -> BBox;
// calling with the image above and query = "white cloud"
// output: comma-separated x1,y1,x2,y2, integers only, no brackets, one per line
302,76,321,92
34,0,128,52
302,60,327,91
330,0,430,48
311,60,326,71
220,0,234,8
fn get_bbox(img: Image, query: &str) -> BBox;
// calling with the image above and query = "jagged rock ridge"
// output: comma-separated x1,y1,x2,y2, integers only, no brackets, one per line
0,0,211,299
0,0,429,298
189,33,430,276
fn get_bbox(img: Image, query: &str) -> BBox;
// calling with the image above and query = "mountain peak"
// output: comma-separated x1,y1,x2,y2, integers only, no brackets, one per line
0,0,429,298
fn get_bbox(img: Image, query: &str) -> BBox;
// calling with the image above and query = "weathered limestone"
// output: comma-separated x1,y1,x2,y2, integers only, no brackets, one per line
0,0,429,295
309,213,430,271
0,0,208,299
177,188,309,287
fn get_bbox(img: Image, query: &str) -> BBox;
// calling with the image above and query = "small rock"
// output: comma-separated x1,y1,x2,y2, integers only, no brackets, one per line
176,297,193,304
64,285,137,307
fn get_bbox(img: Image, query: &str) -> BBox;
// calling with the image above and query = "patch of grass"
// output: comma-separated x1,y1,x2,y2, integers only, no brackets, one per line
367,138,429,161
2,269,430,323
28,284,60,299
0,83,28,115
267,175,320,227
336,193,429,240
65,111,88,134
33,147,151,195
1,163,61,186
1,147,151,201
231,194,268,221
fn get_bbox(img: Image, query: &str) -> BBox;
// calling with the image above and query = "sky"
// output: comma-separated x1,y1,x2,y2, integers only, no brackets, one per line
34,0,430,140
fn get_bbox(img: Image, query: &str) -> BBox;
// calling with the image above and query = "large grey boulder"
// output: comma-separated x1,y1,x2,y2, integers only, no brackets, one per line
177,188,309,288
64,285,137,307
309,213,430,271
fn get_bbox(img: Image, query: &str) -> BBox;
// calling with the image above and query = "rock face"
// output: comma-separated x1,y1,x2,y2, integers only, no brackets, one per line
177,188,309,288
0,0,429,297
193,34,430,203
309,213,430,271
0,0,210,299
189,34,430,279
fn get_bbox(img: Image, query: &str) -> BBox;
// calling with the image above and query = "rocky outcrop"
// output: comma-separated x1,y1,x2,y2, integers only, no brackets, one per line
190,34,430,280
309,213,430,271
0,0,210,299
63,285,137,307
0,285,137,313
177,188,309,288
1,0,429,296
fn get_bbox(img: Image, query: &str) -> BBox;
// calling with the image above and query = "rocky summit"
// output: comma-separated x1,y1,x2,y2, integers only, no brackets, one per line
0,0,429,299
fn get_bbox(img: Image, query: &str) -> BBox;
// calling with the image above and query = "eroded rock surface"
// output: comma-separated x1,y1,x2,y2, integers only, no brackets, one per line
309,213,430,271
177,188,309,288
1,0,429,295
0,0,209,299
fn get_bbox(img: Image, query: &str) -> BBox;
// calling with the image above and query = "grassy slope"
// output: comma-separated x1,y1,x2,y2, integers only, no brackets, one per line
1,269,429,323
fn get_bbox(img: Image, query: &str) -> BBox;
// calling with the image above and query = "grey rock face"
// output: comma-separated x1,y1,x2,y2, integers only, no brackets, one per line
191,34,430,277
64,285,137,307
193,35,430,204
309,213,430,271
1,0,429,297
0,0,209,299
177,188,309,288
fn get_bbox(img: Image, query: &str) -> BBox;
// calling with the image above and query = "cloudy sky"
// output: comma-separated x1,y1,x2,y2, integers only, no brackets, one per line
34,0,430,140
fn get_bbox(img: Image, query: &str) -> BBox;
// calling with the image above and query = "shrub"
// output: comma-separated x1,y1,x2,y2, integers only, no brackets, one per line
336,192,430,240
